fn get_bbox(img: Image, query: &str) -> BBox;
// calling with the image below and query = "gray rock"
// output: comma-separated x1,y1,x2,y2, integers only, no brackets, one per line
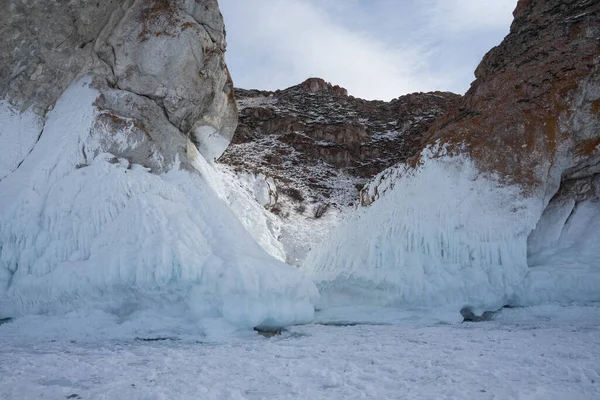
0,0,237,170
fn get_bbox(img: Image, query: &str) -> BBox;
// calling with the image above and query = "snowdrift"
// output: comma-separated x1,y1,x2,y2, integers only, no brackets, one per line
0,78,318,331
303,146,600,318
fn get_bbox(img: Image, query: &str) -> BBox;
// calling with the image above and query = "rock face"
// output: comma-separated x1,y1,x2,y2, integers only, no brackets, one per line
421,0,600,203
219,78,459,209
0,0,237,169
303,0,600,314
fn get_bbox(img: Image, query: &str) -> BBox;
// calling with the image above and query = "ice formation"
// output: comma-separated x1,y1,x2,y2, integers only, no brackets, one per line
207,163,344,267
0,78,318,330
195,164,288,263
303,141,600,319
0,102,43,180
516,199,600,305
304,147,534,315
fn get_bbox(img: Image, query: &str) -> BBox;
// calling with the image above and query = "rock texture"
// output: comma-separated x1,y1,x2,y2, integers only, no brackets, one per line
417,0,600,206
0,0,237,171
219,78,459,211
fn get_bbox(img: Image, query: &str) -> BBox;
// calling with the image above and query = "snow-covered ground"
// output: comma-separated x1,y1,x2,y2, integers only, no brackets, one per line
1,303,599,400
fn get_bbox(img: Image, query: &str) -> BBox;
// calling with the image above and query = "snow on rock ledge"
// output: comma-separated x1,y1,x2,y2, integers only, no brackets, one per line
0,78,317,330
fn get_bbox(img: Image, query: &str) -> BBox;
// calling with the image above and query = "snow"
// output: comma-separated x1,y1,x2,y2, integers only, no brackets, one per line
0,101,44,180
303,147,544,317
196,163,288,262
1,303,599,399
0,77,318,331
209,163,346,266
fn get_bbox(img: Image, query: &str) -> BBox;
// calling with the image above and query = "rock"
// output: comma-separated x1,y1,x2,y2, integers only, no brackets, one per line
219,78,459,207
301,78,348,96
422,0,600,205
0,0,237,168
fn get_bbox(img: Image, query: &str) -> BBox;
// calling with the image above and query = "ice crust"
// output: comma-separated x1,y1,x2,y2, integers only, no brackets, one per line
0,78,317,330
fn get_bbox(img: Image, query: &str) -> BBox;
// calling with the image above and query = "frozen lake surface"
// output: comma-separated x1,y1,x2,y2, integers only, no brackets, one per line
1,303,599,400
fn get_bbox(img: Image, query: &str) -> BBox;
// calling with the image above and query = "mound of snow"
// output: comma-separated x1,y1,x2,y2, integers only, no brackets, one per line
303,147,545,317
0,78,318,331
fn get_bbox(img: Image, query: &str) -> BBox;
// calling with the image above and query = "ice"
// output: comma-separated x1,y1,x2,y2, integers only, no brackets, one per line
516,199,600,305
206,164,344,266
0,101,44,180
0,77,318,331
303,143,600,319
194,162,288,262
303,146,546,318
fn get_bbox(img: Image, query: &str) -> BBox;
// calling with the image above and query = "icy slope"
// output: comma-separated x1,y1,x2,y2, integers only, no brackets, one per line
0,102,43,180
0,78,317,330
210,164,345,266
303,147,545,316
189,158,288,263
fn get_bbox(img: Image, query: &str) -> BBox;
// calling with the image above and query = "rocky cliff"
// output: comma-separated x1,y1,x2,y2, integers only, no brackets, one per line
362,0,600,207
220,78,459,210
1,0,237,175
425,0,600,203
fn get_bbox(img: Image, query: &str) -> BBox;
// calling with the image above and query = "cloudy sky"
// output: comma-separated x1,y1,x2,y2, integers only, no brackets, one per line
219,0,517,100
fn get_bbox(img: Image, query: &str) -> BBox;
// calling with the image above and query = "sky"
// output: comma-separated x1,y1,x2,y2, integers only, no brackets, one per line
219,0,518,101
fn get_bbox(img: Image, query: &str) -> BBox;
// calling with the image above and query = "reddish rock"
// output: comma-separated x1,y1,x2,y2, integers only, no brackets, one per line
218,78,459,207
421,0,600,203
301,78,349,96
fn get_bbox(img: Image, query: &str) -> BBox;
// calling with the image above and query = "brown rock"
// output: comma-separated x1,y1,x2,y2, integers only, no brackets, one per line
219,79,459,207
421,0,600,204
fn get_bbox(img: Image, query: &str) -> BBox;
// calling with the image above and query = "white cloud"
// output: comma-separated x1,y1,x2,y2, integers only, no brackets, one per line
425,0,516,33
219,0,517,100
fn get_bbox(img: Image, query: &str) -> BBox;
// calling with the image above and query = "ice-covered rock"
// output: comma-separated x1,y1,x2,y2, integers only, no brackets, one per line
1,0,237,164
0,75,317,331
303,0,600,318
304,149,542,315
0,1,316,331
